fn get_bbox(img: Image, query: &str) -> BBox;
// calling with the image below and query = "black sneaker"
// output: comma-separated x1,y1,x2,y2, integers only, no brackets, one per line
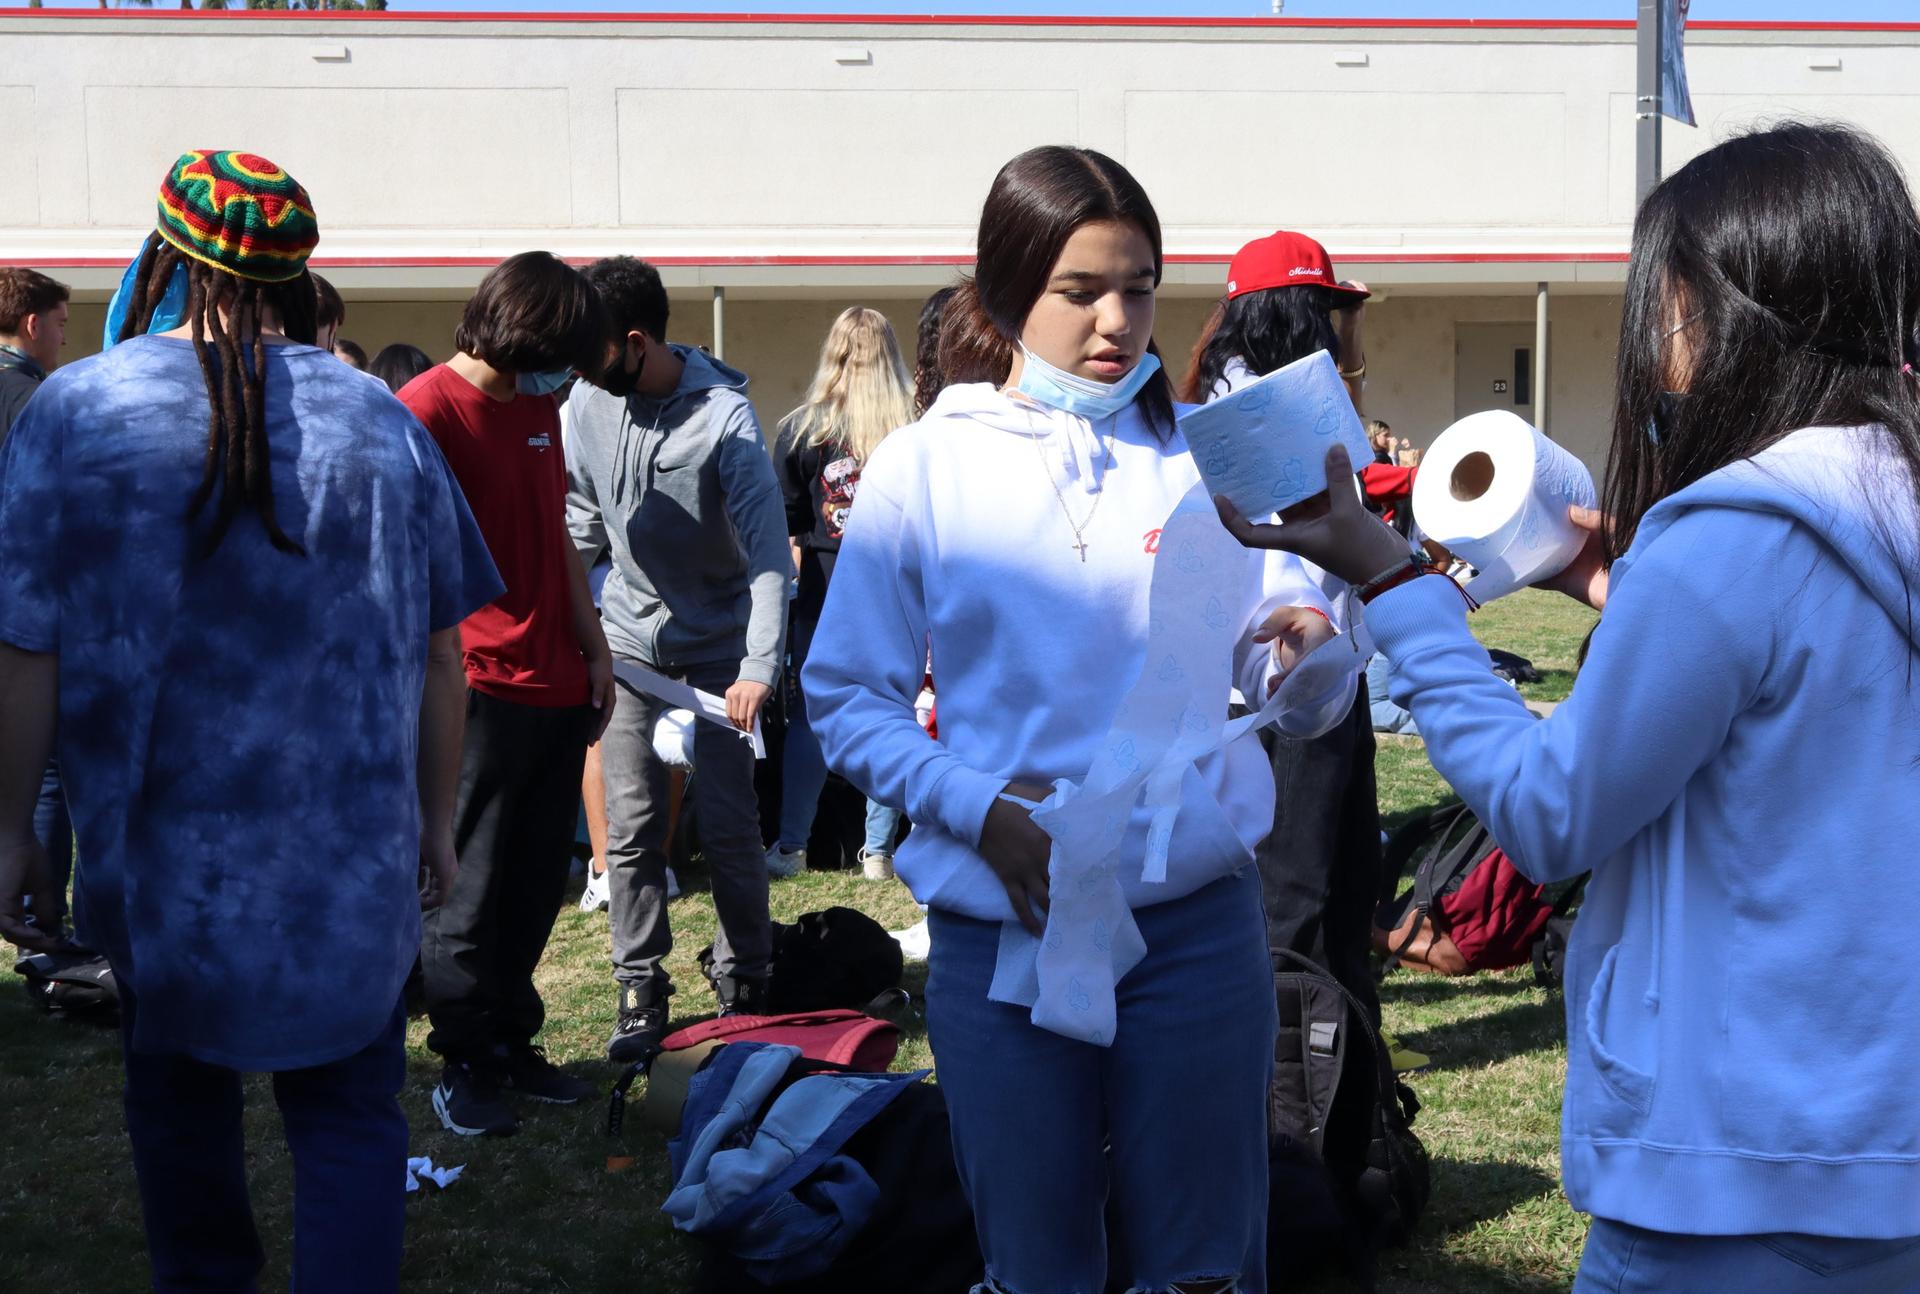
431,1060,519,1137
500,1043,594,1105
714,974,770,1018
607,984,670,1064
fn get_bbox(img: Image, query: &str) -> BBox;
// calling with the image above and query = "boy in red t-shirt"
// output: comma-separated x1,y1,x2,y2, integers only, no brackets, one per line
399,252,615,1138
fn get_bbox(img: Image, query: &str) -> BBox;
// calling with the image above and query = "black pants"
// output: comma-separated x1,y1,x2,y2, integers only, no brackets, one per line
422,689,592,1061
1255,678,1383,1022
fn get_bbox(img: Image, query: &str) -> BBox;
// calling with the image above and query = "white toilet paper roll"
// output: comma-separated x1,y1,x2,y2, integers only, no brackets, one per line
1411,410,1597,604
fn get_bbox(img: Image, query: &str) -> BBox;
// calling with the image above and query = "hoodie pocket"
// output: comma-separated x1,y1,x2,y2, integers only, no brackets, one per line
1582,943,1655,1121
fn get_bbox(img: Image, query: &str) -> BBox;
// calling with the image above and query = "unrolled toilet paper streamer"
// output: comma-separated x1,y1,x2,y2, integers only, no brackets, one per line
1178,350,1375,518
987,480,1368,1048
1411,410,1598,604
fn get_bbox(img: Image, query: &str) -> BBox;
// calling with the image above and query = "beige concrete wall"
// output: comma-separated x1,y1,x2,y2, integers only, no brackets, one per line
5,15,1920,269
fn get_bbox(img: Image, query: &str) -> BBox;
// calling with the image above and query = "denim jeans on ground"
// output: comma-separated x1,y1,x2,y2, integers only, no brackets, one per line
120,987,409,1294
1574,1218,1920,1293
925,866,1276,1294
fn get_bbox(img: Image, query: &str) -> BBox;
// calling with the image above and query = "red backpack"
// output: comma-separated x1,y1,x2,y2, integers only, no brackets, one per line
1373,805,1585,978
658,1003,904,1073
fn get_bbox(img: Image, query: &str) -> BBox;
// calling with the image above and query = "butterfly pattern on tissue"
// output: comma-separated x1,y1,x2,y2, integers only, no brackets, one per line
1177,350,1373,518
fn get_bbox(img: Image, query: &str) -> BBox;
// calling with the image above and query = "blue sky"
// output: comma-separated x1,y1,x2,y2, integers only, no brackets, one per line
6,1,1918,19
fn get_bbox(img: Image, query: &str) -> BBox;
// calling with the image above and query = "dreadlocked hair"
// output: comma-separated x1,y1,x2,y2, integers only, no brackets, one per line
121,231,319,558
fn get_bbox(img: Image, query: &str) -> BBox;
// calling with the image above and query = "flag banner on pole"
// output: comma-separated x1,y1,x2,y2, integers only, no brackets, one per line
1661,0,1696,126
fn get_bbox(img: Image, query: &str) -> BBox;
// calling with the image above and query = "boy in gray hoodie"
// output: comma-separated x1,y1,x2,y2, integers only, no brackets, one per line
567,257,789,1061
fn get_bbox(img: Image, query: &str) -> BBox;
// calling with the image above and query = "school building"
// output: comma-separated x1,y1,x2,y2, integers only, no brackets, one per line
4,9,1918,472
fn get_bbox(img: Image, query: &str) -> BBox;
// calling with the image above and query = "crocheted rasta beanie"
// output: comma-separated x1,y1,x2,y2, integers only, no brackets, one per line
155,150,319,283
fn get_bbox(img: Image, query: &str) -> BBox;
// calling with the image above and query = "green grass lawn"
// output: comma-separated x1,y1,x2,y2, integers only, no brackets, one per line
0,591,1598,1293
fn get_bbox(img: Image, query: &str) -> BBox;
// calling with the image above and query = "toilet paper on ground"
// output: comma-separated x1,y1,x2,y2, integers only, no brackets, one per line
1178,350,1373,518
406,1156,464,1192
1411,410,1597,604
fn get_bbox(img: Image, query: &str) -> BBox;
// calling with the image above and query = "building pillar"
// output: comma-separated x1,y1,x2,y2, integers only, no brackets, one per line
1534,281,1551,435
712,285,727,361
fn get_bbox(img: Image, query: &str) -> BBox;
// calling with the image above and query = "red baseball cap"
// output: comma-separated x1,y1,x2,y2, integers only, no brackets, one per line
1225,230,1369,301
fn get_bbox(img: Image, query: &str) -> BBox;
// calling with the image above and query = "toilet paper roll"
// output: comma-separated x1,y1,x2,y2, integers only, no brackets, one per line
1178,350,1374,517
1411,410,1597,604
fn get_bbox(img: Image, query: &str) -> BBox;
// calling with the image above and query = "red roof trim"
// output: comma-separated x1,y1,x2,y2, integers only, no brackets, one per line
6,9,1919,33
1,252,1631,270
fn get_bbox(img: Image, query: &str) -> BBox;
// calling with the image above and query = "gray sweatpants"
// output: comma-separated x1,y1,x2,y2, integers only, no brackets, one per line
602,657,772,995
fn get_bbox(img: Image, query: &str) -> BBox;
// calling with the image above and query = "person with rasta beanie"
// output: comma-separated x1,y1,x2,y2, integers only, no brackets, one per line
0,150,503,1292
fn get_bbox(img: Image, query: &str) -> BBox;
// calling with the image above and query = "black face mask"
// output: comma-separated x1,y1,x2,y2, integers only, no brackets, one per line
597,340,646,399
1648,390,1686,447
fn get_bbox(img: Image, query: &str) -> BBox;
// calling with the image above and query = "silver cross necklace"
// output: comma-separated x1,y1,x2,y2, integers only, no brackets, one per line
1028,416,1116,562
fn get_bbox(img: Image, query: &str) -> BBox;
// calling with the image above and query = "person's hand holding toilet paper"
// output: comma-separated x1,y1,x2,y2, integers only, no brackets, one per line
1213,444,1413,585
1531,505,1610,611
1215,444,1614,614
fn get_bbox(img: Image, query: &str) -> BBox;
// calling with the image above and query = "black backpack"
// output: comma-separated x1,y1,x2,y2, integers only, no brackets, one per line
701,907,904,1014
15,948,119,1021
1268,948,1430,1281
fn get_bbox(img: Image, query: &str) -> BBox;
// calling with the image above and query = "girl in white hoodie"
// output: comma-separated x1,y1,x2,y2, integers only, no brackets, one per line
804,145,1357,1294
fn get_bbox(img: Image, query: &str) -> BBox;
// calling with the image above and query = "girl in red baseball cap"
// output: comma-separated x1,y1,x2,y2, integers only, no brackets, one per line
1180,229,1370,408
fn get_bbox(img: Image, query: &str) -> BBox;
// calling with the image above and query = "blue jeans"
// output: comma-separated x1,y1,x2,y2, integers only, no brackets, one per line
864,797,902,856
925,867,1276,1294
1365,653,1417,736
26,755,72,927
120,987,410,1294
1574,1219,1920,1293
781,621,902,857
777,681,831,851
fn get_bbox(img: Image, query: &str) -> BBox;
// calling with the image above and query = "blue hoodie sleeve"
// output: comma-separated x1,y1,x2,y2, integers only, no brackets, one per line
1361,507,1783,883
803,441,1006,849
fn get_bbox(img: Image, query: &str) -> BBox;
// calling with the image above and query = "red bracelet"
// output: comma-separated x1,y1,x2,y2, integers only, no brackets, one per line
1356,556,1479,610
1300,606,1332,625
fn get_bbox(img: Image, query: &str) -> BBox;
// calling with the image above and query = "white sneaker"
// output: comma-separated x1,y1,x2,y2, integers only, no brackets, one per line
578,864,610,912
765,844,805,878
665,867,682,900
859,849,895,882
890,917,931,963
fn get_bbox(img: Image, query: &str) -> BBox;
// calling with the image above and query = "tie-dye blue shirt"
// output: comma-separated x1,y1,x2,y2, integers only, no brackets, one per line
0,336,503,1070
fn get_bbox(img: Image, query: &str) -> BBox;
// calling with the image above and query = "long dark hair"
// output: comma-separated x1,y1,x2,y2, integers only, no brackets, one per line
913,284,958,415
950,145,1176,437
121,231,319,557
1605,122,1920,566
1183,285,1341,402
369,342,433,394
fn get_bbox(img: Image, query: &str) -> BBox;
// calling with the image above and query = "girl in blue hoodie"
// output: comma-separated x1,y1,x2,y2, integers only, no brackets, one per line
1222,123,1920,1291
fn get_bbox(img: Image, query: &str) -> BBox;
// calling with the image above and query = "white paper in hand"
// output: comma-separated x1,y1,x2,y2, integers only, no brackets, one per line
1177,350,1372,518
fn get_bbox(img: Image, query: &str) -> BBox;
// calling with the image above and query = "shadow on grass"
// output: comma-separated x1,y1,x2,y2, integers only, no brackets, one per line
1379,974,1540,1008
1379,798,1464,845
1396,997,1566,1073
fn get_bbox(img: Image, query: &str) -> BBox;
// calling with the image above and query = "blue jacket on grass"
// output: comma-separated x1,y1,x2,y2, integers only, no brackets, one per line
1365,425,1920,1239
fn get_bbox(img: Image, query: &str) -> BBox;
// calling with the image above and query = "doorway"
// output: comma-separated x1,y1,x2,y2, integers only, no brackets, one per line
1454,323,1540,426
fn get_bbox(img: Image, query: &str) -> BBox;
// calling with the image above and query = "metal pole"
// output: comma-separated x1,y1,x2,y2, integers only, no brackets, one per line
1534,281,1551,436
1636,0,1663,207
711,285,726,362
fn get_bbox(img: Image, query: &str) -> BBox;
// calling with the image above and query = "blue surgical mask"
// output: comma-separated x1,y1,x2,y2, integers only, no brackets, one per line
516,366,572,397
1014,345,1161,420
